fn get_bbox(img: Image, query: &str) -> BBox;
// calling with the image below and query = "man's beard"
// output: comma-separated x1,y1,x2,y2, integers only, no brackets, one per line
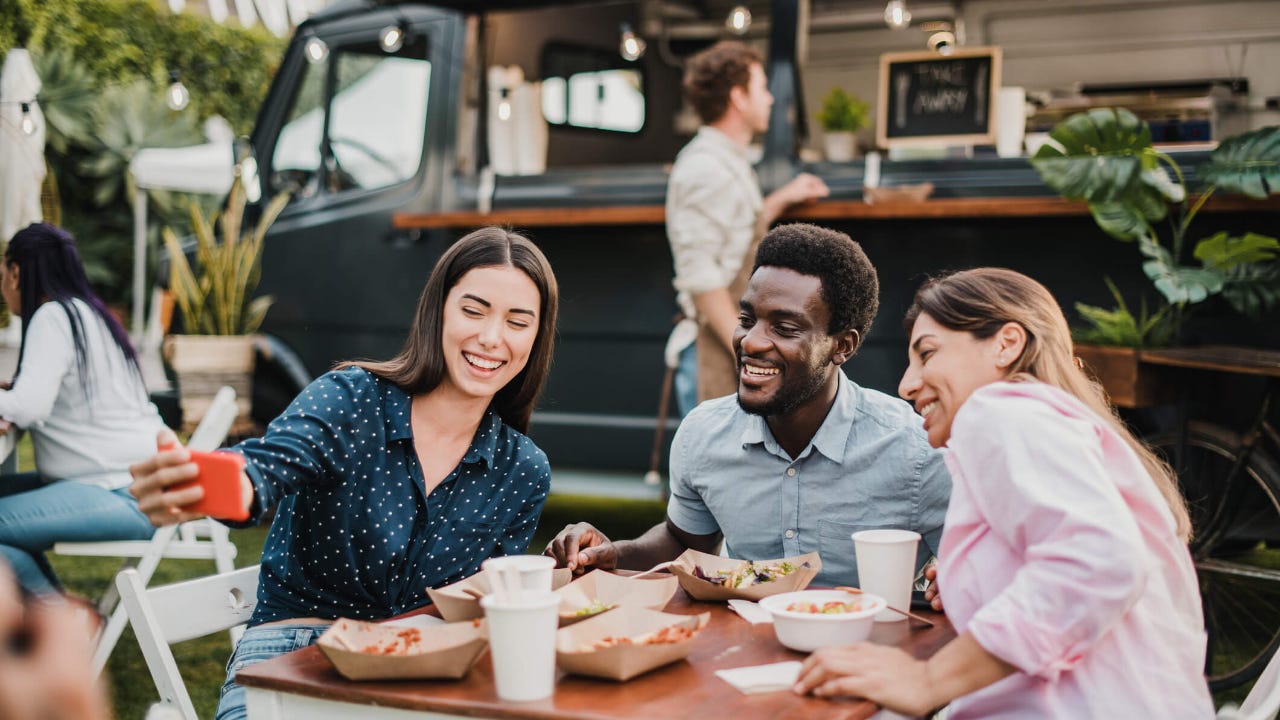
736,360,829,417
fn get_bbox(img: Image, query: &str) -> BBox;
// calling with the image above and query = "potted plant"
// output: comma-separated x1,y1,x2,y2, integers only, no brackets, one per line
162,178,289,432
1030,109,1279,404
815,88,870,162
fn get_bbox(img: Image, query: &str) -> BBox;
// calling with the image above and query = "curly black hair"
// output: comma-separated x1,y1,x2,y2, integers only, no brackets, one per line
752,223,879,338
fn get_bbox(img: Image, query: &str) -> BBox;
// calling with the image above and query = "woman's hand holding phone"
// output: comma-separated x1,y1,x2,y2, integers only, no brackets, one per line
129,429,253,526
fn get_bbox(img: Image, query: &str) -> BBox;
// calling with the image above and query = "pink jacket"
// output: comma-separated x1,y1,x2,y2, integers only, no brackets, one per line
940,381,1213,718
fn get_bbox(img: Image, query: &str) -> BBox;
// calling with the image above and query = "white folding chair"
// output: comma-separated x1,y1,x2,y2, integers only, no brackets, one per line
53,386,242,673
1218,650,1280,720
117,565,260,720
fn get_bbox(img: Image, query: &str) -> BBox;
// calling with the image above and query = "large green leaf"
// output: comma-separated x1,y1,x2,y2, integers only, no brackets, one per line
1193,231,1280,271
1031,108,1174,241
1199,126,1280,198
1139,236,1225,305
1220,262,1280,317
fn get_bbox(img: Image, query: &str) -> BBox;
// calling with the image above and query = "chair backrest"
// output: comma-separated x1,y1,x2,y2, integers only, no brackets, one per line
188,385,238,452
117,565,260,720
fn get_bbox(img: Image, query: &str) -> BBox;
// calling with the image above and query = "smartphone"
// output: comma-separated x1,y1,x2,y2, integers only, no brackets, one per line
170,449,251,521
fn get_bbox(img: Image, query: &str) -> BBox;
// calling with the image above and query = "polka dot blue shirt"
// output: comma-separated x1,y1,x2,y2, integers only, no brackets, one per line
227,367,551,626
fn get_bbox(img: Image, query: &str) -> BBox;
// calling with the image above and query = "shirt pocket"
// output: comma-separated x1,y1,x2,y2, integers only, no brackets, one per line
817,520,928,588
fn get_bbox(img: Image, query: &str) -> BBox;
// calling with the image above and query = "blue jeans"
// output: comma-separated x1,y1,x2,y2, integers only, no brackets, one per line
216,624,331,720
674,343,698,418
0,474,157,594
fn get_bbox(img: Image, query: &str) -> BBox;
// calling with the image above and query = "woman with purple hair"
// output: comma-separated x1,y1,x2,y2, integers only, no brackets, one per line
0,223,162,595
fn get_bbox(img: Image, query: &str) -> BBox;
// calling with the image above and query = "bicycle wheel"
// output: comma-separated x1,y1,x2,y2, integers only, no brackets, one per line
1148,421,1280,692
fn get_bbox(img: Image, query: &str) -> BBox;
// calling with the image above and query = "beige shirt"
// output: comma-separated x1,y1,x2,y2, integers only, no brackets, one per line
664,126,763,368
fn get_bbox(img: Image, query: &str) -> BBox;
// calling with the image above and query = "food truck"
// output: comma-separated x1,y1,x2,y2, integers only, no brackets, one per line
240,0,1277,469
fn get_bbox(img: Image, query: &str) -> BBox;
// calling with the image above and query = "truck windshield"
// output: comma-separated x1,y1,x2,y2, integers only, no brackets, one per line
271,35,431,199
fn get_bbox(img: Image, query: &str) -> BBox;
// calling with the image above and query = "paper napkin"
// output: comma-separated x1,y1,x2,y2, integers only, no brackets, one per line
727,598,773,624
715,661,803,694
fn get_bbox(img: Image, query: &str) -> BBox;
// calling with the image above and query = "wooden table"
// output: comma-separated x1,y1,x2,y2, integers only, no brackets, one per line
238,586,954,720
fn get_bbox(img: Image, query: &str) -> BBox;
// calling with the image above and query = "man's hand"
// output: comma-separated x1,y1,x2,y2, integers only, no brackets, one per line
922,564,943,612
0,419,12,436
777,173,830,205
544,523,617,574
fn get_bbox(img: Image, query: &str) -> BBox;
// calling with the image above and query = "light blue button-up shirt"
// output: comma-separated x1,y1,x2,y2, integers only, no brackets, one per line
667,373,951,588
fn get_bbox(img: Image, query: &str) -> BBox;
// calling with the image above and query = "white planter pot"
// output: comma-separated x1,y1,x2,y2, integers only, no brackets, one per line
823,131,858,162
164,334,256,433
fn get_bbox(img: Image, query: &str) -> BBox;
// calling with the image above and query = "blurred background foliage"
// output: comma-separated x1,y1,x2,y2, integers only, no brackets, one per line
0,0,285,311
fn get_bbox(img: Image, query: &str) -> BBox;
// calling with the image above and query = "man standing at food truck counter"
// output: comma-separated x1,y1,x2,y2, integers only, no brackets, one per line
666,40,829,417
548,224,951,589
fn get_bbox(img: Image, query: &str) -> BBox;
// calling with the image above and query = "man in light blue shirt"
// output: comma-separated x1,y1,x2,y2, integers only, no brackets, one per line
546,224,950,588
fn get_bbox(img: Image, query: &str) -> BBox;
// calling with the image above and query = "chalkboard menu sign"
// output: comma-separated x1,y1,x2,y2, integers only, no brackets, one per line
876,47,1002,148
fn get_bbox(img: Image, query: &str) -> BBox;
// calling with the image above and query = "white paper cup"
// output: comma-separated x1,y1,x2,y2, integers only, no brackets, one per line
481,589,560,701
483,555,556,595
852,529,920,622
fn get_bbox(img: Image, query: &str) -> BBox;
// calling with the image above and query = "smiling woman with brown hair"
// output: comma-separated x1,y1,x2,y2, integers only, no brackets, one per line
794,267,1210,719
128,226,560,720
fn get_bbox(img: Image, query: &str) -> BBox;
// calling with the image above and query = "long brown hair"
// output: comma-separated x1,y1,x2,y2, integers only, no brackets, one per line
904,268,1191,541
342,227,558,434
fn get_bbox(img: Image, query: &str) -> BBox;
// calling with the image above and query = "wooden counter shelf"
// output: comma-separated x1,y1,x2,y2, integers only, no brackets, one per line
394,195,1280,230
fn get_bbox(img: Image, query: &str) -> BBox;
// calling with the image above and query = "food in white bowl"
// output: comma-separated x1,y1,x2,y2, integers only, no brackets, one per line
757,589,885,652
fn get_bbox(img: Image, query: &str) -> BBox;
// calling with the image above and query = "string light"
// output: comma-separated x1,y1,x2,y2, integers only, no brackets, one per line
619,23,646,62
165,71,190,111
884,0,912,30
726,5,752,35
497,88,512,121
20,102,35,135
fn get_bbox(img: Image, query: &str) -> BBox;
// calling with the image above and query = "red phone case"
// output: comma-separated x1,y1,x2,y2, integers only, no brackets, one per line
171,450,250,521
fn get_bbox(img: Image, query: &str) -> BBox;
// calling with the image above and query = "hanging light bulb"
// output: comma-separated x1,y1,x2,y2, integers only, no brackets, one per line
619,23,646,62
497,88,512,122
304,36,329,64
726,5,752,35
165,72,190,111
19,102,35,136
379,23,406,54
884,0,912,30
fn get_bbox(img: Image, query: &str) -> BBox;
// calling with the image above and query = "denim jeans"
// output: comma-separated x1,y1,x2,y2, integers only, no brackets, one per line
674,343,698,418
216,624,331,720
0,474,157,594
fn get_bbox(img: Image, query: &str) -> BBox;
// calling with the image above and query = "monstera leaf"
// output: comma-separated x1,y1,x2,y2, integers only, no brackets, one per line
1193,231,1280,271
1220,263,1280,317
1031,108,1180,241
1199,126,1280,199
1138,237,1225,305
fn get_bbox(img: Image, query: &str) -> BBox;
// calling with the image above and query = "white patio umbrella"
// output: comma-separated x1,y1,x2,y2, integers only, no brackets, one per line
0,48,46,242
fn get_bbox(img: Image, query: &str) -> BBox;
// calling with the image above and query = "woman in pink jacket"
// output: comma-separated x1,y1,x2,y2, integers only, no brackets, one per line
794,268,1213,718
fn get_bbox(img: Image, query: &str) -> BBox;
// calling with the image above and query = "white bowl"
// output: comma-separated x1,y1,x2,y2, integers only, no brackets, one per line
757,590,885,652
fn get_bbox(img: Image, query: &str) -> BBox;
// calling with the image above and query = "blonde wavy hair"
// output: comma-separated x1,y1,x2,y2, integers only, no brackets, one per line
904,267,1191,541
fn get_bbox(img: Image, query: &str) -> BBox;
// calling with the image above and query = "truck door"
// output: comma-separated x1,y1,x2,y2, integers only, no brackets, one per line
249,6,461,382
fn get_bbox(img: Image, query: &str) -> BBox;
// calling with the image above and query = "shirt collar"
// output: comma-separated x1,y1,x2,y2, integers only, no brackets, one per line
696,125,749,161
381,381,501,469
738,373,858,462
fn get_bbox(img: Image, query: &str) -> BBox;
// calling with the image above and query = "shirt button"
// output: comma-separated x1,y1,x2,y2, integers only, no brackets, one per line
786,468,797,477
785,529,795,539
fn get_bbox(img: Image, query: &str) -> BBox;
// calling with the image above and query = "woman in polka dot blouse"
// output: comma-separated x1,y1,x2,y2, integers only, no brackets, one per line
129,227,559,720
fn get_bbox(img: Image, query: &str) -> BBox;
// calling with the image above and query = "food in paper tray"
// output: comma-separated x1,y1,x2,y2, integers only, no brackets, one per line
578,623,698,652
692,560,807,588
574,599,617,617
353,625,424,656
785,600,862,614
